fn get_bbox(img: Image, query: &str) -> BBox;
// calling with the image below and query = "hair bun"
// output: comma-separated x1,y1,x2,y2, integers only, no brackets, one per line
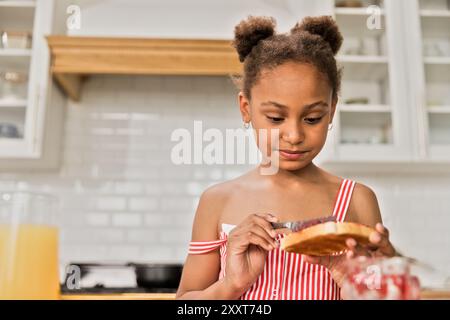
233,15,276,62
291,16,343,55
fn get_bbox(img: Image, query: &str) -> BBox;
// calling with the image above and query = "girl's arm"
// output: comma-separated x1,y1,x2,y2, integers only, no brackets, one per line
345,183,398,257
176,185,278,299
176,186,247,300
346,183,383,227
177,274,244,300
303,182,399,287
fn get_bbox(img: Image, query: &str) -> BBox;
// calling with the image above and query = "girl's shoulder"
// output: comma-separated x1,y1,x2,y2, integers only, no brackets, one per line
319,168,377,208
195,173,252,237
318,169,381,226
199,170,251,206
330,177,381,226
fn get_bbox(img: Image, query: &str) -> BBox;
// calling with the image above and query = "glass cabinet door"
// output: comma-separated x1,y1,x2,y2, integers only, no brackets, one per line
328,0,413,162
0,1,36,144
419,0,450,160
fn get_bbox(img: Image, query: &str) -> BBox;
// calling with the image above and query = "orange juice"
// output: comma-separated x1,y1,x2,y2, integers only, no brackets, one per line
0,224,60,299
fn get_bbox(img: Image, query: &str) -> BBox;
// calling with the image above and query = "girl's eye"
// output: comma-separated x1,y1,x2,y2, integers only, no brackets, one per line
304,117,323,124
266,116,284,123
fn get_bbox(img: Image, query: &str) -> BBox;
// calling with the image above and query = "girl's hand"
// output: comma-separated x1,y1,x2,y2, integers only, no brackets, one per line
303,223,398,287
224,213,280,293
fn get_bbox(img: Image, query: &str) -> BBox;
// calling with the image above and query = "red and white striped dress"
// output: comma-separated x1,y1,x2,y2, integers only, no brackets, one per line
188,179,356,300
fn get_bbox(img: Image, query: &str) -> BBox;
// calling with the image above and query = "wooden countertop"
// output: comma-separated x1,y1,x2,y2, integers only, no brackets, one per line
60,290,450,300
61,293,176,300
420,289,450,300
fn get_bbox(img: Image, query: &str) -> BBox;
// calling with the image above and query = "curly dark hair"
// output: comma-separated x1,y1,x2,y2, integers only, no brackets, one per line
231,15,343,101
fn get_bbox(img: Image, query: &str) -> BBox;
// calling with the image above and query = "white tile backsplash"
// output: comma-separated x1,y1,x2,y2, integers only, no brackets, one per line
112,213,142,228
0,74,449,277
128,197,159,212
85,212,110,227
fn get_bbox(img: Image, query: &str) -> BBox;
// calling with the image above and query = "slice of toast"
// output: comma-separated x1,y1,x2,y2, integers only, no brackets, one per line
281,221,375,256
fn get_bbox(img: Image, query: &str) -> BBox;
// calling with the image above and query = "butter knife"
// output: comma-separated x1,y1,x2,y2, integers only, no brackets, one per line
270,215,336,233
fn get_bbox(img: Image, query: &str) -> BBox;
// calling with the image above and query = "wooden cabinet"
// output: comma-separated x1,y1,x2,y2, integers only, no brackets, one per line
0,0,65,170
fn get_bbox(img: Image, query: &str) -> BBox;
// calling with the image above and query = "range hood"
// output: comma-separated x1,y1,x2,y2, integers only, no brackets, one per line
46,36,242,101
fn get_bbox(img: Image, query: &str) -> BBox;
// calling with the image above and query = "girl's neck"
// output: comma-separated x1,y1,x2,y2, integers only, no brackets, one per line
258,161,323,186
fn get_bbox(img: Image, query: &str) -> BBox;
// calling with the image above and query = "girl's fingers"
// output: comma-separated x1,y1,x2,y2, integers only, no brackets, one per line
369,231,388,247
376,223,389,236
245,231,276,251
255,212,278,223
345,238,371,259
231,213,277,239
254,213,279,238
304,255,336,269
246,224,278,248
369,224,390,247
303,255,324,265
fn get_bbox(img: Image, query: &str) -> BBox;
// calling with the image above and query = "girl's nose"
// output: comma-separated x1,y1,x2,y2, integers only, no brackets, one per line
282,121,304,145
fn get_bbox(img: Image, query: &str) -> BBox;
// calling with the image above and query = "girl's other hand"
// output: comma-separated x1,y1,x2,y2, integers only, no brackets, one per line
346,223,397,259
303,223,398,287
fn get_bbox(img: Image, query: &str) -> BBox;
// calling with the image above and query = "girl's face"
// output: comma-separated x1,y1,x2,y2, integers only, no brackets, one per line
239,61,337,172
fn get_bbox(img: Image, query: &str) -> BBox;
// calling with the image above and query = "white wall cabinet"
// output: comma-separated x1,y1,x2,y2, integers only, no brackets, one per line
0,0,65,170
319,0,450,167
318,0,415,164
0,0,446,169
404,0,450,163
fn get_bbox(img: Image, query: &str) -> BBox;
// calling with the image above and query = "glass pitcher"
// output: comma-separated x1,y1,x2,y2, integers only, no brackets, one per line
0,191,60,300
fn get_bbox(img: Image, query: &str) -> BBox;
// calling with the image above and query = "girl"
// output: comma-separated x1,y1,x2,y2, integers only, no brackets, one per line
176,15,398,300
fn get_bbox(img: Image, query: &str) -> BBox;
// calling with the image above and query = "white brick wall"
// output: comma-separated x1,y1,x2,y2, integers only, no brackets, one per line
0,74,449,278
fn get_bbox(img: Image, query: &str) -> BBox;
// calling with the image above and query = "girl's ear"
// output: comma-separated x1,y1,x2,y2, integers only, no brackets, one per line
329,96,338,124
238,92,252,123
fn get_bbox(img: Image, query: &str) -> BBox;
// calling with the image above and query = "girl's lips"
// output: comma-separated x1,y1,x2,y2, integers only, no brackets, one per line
278,150,309,160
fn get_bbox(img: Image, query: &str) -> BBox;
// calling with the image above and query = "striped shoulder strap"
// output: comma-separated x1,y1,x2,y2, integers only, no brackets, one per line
188,238,227,255
331,179,356,222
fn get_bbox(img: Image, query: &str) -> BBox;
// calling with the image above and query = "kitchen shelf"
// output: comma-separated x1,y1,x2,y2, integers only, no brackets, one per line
337,55,389,63
46,36,242,101
335,144,409,162
338,56,388,81
0,99,27,108
339,111,392,146
335,7,386,16
0,1,36,8
339,104,390,112
428,113,450,145
0,4,35,31
424,57,450,82
425,63,450,82
427,106,450,113
0,49,32,57
420,16,450,37
335,9,386,37
420,9,450,17
424,56,450,64
0,55,30,72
